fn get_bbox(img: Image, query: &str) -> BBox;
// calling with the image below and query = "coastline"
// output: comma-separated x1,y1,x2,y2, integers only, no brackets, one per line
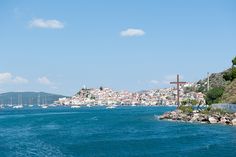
158,108,236,126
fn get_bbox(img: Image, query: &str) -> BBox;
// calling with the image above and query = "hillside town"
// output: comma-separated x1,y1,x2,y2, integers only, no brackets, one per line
56,83,205,107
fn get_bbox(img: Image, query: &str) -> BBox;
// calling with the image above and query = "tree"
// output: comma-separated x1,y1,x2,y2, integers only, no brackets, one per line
182,99,198,105
205,87,224,105
223,56,236,81
179,105,193,113
232,56,236,66
223,71,232,81
184,87,195,93
197,85,205,93
190,99,198,106
181,100,188,105
231,67,236,80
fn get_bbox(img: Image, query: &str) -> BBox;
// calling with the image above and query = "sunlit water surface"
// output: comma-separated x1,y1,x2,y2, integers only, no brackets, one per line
0,106,236,157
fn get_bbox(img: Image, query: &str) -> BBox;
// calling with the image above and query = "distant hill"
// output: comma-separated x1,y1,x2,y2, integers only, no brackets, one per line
0,92,67,105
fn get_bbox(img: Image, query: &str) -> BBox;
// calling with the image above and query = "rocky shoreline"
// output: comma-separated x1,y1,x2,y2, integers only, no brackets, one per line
158,109,236,126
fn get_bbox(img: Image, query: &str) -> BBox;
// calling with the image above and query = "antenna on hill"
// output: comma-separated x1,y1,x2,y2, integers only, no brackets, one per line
207,72,210,91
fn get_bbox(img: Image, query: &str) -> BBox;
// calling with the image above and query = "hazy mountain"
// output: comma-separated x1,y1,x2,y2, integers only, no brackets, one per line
0,92,67,105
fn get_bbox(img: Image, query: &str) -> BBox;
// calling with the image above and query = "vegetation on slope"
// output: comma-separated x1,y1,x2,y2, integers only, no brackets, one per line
221,78,236,104
195,56,236,105
207,56,236,104
221,56,236,104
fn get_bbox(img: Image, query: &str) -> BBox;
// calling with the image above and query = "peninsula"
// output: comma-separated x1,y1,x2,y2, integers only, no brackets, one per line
55,85,205,107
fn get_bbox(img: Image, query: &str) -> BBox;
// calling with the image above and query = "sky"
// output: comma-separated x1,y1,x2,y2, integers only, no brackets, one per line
0,0,236,96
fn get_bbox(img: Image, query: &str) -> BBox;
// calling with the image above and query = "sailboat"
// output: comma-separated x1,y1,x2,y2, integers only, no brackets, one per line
41,96,48,109
13,93,23,109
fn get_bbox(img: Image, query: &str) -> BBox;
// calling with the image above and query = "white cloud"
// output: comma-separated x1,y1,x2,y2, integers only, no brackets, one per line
120,28,145,37
0,73,12,84
0,73,28,84
148,75,184,86
149,80,160,85
161,75,184,85
13,76,29,84
37,76,52,85
29,18,64,29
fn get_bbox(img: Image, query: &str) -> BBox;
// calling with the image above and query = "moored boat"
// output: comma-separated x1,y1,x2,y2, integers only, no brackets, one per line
71,105,81,109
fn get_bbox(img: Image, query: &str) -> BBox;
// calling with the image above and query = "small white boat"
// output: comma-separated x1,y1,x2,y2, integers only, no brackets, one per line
49,104,57,107
41,105,48,109
13,105,24,109
106,105,117,109
71,105,81,109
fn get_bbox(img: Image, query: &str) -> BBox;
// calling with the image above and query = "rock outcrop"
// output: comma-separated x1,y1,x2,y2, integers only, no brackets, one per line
208,117,218,124
232,119,236,126
158,110,236,126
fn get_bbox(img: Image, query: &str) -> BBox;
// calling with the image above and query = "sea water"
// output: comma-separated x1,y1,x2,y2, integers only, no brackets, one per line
0,106,236,157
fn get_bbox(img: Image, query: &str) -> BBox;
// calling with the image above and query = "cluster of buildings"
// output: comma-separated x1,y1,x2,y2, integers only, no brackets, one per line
56,84,205,106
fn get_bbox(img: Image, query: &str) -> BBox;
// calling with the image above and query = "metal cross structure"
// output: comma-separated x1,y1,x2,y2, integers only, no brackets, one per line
170,74,187,107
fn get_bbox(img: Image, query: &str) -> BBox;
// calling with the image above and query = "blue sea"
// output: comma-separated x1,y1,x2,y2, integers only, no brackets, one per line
0,106,236,157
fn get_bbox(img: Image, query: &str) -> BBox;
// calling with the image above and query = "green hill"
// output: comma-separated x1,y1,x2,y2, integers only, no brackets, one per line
196,69,231,93
0,92,67,105
197,56,236,105
197,71,236,105
222,79,236,104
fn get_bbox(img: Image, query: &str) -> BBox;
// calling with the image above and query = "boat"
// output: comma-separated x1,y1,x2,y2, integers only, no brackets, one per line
106,105,117,109
13,105,24,109
49,104,57,107
41,105,48,109
71,105,81,109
